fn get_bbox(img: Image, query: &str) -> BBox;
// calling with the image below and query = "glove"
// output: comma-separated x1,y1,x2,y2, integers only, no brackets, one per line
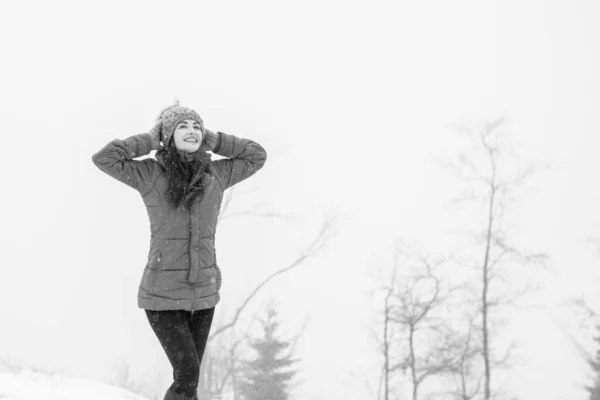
148,121,164,151
200,128,220,152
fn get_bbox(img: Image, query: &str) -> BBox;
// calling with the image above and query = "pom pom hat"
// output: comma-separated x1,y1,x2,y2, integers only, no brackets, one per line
157,100,205,146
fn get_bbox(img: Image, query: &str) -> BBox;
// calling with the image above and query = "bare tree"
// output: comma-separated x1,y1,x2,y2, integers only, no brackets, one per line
440,117,549,400
208,216,332,343
392,255,457,400
443,316,484,400
195,186,335,399
200,327,250,400
372,264,398,400
373,240,459,400
381,267,396,400
217,186,289,225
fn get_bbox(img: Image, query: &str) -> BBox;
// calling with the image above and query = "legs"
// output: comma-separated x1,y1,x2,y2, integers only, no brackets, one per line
145,308,215,399
188,307,215,364
188,308,215,400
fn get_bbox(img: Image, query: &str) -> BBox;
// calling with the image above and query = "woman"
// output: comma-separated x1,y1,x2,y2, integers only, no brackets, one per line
92,101,267,400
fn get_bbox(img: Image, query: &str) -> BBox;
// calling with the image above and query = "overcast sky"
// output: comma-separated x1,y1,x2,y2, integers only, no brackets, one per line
1,1,600,399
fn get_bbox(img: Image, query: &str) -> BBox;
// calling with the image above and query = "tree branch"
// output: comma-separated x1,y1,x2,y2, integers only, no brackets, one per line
209,217,333,342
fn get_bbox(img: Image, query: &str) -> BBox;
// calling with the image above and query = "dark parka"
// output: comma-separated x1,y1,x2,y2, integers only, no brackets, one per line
92,132,267,311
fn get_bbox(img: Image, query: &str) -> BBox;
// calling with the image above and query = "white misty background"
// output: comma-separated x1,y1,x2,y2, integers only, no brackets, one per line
1,1,600,399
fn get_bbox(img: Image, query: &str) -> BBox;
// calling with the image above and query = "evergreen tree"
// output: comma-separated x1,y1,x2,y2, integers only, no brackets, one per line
586,325,600,400
239,304,298,400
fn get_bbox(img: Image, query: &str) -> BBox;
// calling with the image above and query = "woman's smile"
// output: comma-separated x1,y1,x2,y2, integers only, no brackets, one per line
173,119,203,152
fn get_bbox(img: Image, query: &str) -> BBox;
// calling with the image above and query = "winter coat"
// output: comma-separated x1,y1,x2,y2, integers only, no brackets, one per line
92,132,267,311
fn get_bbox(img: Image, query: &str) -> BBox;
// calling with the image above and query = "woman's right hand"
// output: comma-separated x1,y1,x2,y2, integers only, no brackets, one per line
148,121,164,151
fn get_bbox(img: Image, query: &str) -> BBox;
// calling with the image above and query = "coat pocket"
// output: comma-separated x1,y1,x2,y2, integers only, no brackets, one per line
143,251,162,290
148,250,162,270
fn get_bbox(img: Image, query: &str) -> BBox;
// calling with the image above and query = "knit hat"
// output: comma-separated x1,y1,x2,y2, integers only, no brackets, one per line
156,100,205,146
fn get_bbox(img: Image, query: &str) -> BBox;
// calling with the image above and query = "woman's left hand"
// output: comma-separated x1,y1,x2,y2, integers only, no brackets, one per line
201,129,220,152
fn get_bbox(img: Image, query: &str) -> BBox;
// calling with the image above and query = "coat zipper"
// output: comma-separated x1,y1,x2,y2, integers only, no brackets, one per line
189,207,195,313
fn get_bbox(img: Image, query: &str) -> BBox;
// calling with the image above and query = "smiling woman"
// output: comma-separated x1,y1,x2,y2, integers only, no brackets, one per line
91,101,267,400
153,104,222,211
173,119,203,152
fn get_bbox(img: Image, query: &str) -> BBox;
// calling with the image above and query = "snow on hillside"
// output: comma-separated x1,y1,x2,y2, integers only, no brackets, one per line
0,369,148,400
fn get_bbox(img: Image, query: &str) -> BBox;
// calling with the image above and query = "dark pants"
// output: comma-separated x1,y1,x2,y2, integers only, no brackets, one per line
145,307,215,398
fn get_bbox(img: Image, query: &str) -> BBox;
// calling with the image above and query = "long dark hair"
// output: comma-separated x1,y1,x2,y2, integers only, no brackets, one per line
162,138,212,210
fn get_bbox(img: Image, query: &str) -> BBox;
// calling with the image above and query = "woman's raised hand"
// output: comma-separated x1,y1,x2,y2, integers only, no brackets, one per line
148,121,164,151
200,129,220,152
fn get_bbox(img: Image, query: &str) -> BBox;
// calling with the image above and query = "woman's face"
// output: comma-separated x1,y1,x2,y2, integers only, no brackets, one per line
172,119,203,153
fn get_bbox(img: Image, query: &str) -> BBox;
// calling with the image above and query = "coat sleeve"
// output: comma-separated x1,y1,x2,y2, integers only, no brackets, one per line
92,133,157,194
211,132,267,190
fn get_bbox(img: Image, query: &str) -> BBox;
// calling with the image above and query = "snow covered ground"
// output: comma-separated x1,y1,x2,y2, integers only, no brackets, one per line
0,369,148,400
